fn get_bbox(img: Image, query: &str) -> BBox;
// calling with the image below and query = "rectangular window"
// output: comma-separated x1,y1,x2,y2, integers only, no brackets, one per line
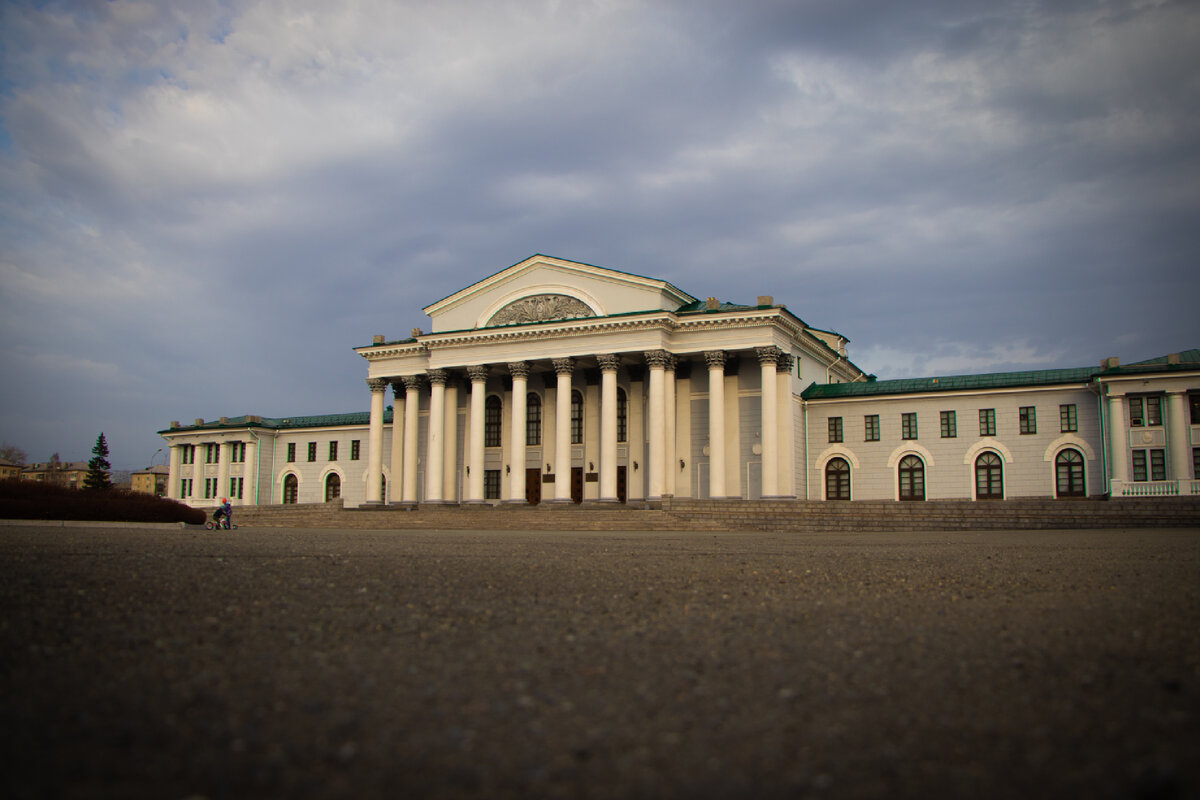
307,442,317,462
484,469,501,500
1194,447,1200,479
828,417,843,443
1019,406,1037,435
864,415,880,442
940,411,956,438
351,440,360,461
230,477,243,500
1129,397,1144,427
901,412,917,440
527,398,542,446
204,477,217,499
1191,394,1200,425
205,443,218,464
980,409,996,437
329,441,338,461
1060,404,1077,433
287,443,296,462
1146,396,1162,426
1132,449,1167,482
180,478,191,499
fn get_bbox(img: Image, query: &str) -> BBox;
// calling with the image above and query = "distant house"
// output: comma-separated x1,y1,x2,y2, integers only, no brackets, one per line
131,465,169,496
22,461,89,488
0,459,23,480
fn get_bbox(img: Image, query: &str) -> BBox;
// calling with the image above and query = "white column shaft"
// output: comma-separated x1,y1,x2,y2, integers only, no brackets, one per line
1167,391,1190,481
426,377,445,502
556,369,573,501
1108,395,1128,485
708,361,726,498
509,373,528,502
390,387,405,504
600,365,618,500
468,375,486,502
366,381,387,504
647,364,665,500
760,359,778,497
402,383,420,503
664,368,677,497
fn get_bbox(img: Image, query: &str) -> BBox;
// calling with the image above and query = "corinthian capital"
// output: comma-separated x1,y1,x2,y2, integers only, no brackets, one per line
466,365,489,383
755,346,781,365
367,378,390,393
508,361,530,379
401,374,425,392
775,352,795,372
427,368,448,385
597,354,621,372
644,350,672,369
552,357,575,376
704,350,727,369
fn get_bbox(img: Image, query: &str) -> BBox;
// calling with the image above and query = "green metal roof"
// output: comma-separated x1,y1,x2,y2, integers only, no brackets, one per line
1102,348,1200,375
160,411,387,435
802,366,1099,400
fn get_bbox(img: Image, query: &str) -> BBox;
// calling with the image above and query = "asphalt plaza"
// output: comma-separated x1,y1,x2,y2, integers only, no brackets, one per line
2,525,1198,799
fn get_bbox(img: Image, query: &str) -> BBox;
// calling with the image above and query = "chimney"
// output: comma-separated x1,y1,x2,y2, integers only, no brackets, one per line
170,421,180,429
411,327,423,337
194,418,204,426
1168,353,1181,364
373,334,385,344
219,416,229,424
757,295,774,306
705,297,719,311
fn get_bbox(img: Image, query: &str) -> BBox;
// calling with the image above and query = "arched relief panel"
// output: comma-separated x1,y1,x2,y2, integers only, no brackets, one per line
815,446,861,471
963,438,1014,465
477,285,605,329
887,442,935,469
1043,434,1096,463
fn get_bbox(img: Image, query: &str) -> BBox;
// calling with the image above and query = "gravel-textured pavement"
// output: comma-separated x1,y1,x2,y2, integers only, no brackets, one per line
2,525,1198,799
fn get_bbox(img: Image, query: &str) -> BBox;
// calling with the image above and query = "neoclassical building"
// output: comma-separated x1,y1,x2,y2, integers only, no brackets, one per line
160,255,1200,508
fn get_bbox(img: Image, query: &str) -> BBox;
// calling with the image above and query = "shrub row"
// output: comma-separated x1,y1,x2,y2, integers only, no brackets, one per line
0,479,206,524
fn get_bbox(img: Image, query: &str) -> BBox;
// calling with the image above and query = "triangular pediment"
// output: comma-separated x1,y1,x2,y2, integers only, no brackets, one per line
422,255,696,332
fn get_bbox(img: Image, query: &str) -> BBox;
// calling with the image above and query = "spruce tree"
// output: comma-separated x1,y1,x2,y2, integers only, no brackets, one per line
84,433,113,491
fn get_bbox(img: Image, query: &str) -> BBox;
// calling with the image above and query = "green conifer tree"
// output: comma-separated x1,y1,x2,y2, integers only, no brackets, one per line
84,433,113,491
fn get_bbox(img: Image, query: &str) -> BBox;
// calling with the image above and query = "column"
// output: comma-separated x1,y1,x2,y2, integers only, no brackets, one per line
425,369,447,503
508,362,529,503
706,351,727,499
645,350,669,500
365,377,388,505
776,353,796,497
598,354,620,502
402,375,422,503
168,445,182,500
552,358,575,502
243,437,258,505
1108,393,1128,489
389,382,405,504
216,441,230,501
467,366,488,503
664,354,677,498
1166,390,1190,486
443,377,459,502
756,347,780,498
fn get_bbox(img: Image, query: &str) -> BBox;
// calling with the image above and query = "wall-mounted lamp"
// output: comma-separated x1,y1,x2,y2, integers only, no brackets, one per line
465,466,470,476
680,459,686,470
633,461,639,471
505,465,510,474
588,462,594,471
545,463,551,473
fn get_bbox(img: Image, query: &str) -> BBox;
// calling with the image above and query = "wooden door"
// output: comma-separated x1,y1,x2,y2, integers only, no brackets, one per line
617,465,627,504
571,467,583,504
525,468,541,505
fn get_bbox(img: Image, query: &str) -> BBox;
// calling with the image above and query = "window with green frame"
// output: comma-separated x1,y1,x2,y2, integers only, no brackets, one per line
864,415,880,442
1019,406,1036,434
901,413,917,440
940,410,956,438
979,409,996,436
828,417,843,443
1060,404,1077,433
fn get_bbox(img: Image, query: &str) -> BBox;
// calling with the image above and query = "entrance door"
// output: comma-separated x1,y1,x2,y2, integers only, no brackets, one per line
617,466,627,504
571,467,583,504
525,468,541,505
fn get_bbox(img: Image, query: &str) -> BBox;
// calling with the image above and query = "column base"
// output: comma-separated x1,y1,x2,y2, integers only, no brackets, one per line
543,497,574,505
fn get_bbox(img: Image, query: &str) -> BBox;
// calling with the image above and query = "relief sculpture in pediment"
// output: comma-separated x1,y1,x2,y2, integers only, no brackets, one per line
488,294,596,326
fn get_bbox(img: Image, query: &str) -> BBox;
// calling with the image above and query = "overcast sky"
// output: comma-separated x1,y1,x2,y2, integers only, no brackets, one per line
2,0,1198,469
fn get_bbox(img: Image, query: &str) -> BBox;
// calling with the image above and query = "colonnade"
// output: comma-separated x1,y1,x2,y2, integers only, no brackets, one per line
1105,389,1193,489
364,347,796,505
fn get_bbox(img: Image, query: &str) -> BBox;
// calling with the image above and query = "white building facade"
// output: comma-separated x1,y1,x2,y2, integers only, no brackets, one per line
160,255,1200,508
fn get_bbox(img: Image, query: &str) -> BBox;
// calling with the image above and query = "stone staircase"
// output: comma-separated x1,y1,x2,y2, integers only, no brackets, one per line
231,496,1200,532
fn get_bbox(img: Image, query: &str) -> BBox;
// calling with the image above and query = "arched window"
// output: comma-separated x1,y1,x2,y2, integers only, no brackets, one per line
1056,449,1086,498
571,390,584,444
975,452,1004,500
898,455,925,501
485,395,502,447
283,473,298,504
825,457,850,500
325,473,341,502
617,387,628,443
526,393,542,446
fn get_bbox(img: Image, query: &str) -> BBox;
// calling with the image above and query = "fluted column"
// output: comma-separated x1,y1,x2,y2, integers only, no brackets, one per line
664,354,677,498
705,351,727,499
402,375,423,503
425,369,447,503
443,377,459,502
1108,393,1128,488
389,382,405,504
508,362,530,503
365,377,389,505
756,347,780,498
776,353,796,497
645,350,669,500
552,358,575,502
1166,390,1190,484
467,366,488,503
598,354,621,502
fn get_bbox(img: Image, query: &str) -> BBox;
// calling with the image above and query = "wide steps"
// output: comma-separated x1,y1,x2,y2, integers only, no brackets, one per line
230,497,1200,532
